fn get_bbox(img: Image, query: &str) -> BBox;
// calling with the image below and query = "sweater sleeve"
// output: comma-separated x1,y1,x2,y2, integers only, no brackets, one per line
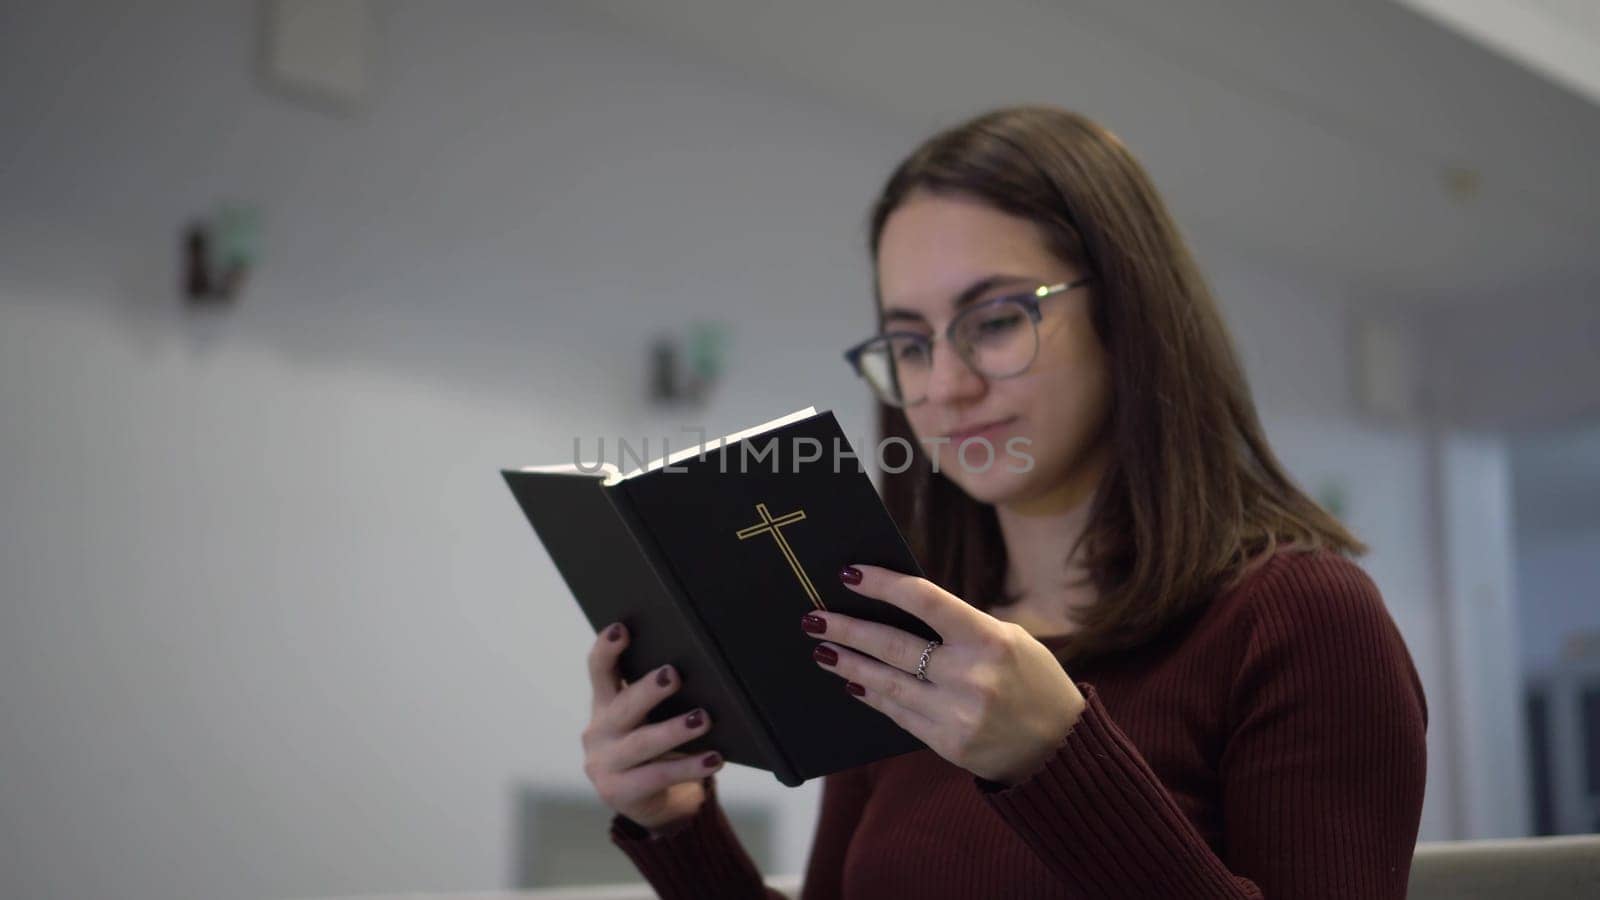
973,554,1429,899
609,776,788,900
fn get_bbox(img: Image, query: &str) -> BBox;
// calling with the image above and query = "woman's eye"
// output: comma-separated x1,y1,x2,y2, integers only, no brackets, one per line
972,311,1024,336
894,342,930,362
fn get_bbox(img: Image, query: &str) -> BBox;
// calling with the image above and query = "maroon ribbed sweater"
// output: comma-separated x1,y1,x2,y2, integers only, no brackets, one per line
611,549,1429,899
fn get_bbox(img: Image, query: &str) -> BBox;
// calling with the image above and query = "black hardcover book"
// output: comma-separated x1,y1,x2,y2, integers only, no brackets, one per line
501,407,939,786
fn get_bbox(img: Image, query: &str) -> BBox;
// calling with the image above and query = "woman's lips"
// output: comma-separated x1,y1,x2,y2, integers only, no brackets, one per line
944,417,1017,443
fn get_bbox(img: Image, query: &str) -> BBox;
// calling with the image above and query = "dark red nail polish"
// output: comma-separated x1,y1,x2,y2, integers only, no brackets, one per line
701,752,723,768
845,681,865,697
605,623,623,642
801,614,827,634
813,645,838,666
839,565,862,585
655,666,673,687
685,709,704,729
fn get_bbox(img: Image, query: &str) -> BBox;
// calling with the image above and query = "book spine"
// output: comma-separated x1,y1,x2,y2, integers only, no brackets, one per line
605,481,801,787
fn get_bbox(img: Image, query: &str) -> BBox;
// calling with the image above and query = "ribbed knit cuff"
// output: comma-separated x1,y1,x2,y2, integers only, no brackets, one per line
974,683,1248,898
609,776,771,900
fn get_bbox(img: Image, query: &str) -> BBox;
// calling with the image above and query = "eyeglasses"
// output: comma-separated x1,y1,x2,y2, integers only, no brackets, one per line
843,277,1094,408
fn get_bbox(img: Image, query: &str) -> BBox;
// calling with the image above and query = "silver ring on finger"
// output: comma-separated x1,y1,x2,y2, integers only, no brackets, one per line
915,639,941,683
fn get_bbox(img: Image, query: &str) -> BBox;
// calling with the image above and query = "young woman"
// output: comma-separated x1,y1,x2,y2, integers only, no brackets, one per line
579,106,1428,899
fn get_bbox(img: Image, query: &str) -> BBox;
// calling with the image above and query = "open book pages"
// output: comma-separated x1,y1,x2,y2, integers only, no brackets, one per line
517,406,818,485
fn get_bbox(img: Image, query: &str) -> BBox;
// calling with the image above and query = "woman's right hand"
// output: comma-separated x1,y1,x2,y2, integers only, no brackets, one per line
581,621,724,833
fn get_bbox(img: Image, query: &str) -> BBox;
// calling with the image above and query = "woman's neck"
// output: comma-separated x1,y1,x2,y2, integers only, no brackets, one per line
991,442,1109,634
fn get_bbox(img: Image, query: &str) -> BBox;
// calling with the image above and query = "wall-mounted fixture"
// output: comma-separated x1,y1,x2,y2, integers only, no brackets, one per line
1441,164,1482,205
183,206,261,305
261,0,371,114
649,320,730,407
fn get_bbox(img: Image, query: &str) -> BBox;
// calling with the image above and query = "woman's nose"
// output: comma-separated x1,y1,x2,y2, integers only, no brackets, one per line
923,339,987,405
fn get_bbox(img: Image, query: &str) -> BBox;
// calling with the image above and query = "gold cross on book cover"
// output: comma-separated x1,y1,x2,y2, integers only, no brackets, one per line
736,502,825,611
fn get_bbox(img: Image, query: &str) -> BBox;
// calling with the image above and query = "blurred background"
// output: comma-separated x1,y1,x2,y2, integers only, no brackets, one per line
1,1,1597,898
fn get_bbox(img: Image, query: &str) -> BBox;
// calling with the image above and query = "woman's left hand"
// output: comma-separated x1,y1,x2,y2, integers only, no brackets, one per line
805,564,1088,787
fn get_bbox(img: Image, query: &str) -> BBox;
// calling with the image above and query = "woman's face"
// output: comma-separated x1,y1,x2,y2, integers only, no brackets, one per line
874,190,1113,512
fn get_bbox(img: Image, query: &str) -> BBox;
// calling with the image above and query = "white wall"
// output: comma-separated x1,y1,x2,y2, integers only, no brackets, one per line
1,3,897,898
1434,436,1534,838
1,3,1463,899
1515,527,1600,675
1418,294,1600,430
1511,426,1600,679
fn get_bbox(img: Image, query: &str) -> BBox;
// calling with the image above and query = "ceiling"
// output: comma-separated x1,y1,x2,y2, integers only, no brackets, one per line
1399,0,1600,108
576,0,1600,304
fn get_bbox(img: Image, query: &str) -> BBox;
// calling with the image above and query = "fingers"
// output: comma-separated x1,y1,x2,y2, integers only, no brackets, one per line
610,707,714,771
600,750,726,812
812,640,939,721
581,623,727,822
839,564,978,637
801,610,942,678
588,622,629,708
595,661,683,737
831,660,938,741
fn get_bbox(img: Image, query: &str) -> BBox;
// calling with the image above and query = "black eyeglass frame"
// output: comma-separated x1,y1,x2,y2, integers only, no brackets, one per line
842,276,1096,408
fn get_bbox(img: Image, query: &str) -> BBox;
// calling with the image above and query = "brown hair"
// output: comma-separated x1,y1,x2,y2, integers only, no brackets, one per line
867,105,1364,664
